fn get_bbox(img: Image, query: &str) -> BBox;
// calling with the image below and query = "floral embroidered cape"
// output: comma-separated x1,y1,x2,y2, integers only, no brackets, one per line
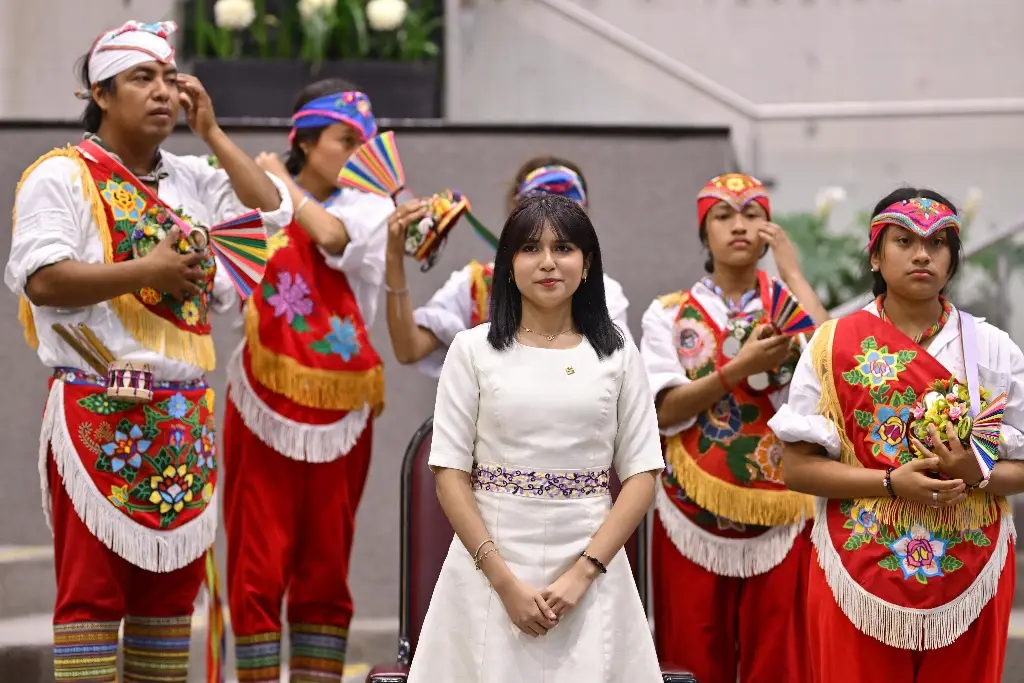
809,312,1012,648
244,219,383,413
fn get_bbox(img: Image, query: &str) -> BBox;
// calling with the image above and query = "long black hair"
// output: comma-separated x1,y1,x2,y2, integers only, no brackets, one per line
284,77,360,176
75,50,115,134
487,194,624,358
869,187,963,297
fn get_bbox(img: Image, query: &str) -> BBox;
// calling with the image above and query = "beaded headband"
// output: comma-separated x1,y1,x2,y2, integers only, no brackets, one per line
868,197,960,251
697,173,770,228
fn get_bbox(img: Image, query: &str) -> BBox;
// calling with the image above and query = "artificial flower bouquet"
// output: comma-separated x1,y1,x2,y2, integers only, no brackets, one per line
909,378,1005,473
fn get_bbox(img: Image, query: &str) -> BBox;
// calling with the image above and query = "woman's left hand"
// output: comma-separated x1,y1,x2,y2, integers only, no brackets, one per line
911,423,984,486
540,558,600,619
758,222,803,283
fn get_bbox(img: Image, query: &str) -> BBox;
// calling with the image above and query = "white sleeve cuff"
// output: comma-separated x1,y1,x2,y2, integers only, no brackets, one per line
6,243,75,296
413,304,465,348
767,403,841,459
648,374,696,436
427,450,475,473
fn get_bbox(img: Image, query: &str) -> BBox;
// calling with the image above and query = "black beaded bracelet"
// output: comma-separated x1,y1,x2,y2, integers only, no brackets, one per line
883,466,897,499
581,552,607,574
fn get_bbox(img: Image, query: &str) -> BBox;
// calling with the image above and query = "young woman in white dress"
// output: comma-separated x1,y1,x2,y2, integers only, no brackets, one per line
408,194,665,682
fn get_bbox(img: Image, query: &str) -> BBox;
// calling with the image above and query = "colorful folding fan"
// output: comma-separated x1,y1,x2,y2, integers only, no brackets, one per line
970,392,1006,479
759,273,815,337
190,210,269,300
337,131,414,203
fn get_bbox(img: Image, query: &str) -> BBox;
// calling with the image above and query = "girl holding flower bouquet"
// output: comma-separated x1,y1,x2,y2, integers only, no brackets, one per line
221,78,394,681
770,187,1024,683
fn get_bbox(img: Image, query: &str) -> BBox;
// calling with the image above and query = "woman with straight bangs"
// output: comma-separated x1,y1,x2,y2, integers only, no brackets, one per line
769,187,1024,682
408,194,665,682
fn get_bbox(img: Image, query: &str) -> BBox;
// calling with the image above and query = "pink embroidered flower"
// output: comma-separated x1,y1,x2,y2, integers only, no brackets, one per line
673,318,716,372
267,272,313,324
889,523,947,580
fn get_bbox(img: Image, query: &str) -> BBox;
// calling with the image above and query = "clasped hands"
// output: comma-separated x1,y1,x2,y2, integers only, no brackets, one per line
894,422,985,508
495,557,600,638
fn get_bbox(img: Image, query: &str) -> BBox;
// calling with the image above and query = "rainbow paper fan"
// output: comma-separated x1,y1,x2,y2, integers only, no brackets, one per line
768,279,815,336
202,210,268,299
338,131,411,202
970,392,1006,479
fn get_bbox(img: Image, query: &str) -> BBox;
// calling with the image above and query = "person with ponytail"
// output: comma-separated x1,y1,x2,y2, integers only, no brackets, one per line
221,79,394,682
4,20,291,683
769,187,1024,683
639,173,829,683
382,155,630,378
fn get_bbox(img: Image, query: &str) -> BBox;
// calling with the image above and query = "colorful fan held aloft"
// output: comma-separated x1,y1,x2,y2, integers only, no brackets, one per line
404,190,472,271
759,273,815,337
337,131,414,203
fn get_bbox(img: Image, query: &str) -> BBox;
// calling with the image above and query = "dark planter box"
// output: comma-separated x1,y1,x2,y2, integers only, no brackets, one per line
192,59,441,120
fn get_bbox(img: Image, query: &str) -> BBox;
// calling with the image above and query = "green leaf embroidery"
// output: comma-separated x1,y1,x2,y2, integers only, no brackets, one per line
861,337,878,353
897,450,916,465
690,360,716,381
843,535,866,551
310,339,333,355
891,391,905,408
843,519,855,530
940,555,964,572
854,410,875,429
76,394,137,416
95,455,113,473
119,465,138,485
153,448,173,474
970,531,991,547
159,510,178,529
115,239,134,255
839,499,853,515
697,435,714,455
897,350,917,365
739,404,760,424
842,368,867,386
291,315,311,333
680,306,704,322
142,405,170,441
915,573,928,585
724,435,762,484
115,417,134,435
262,280,276,300
131,477,154,503
902,387,917,405
869,386,890,406
877,555,901,571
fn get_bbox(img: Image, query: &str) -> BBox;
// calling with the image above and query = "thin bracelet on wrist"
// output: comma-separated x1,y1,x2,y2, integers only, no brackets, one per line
385,285,409,295
581,552,607,574
883,466,897,499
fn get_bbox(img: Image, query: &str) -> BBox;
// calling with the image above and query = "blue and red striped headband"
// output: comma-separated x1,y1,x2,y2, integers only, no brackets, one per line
289,91,377,143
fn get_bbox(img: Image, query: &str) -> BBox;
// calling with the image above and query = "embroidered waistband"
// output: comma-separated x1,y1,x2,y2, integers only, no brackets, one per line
52,367,208,391
471,463,610,499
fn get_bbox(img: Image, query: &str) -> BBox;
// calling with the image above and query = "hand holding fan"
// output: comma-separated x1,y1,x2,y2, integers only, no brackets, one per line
337,131,414,204
201,211,269,300
766,278,816,337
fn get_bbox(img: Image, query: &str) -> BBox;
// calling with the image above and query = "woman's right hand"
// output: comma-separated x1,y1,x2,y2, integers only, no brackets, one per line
386,198,429,260
732,324,793,376
889,456,967,507
495,578,559,637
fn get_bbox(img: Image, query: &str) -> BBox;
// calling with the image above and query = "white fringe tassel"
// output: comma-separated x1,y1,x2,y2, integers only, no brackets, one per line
38,380,217,573
226,344,368,463
654,485,804,578
811,496,1015,651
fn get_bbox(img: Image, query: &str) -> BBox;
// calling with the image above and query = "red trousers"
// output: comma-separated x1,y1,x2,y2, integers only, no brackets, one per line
222,398,374,682
652,514,812,683
806,544,1015,683
49,454,205,682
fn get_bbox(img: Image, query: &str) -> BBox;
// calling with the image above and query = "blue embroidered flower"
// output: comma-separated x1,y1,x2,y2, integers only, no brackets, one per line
857,349,899,387
698,394,742,442
326,316,361,361
890,523,947,580
166,393,189,420
101,424,152,472
869,404,911,461
194,425,216,470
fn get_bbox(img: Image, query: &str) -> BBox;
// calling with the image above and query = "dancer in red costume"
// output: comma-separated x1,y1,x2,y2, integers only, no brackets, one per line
383,156,631,378
222,80,394,682
640,174,829,683
771,187,1024,683
4,20,290,683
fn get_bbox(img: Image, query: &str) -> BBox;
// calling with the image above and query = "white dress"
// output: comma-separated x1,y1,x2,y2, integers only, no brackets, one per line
408,324,665,683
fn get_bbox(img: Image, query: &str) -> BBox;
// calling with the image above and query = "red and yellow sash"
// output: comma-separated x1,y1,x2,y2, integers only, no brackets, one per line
661,289,813,527
244,220,383,413
15,144,217,369
813,312,1009,622
467,259,494,328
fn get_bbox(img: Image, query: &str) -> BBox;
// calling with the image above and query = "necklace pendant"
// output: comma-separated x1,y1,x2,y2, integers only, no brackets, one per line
566,366,575,375
545,334,556,341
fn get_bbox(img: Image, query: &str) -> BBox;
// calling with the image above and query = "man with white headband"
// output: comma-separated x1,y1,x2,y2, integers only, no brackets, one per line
4,19,292,683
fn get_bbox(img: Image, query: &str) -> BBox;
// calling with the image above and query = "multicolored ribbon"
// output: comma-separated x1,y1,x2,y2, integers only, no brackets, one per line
290,91,377,143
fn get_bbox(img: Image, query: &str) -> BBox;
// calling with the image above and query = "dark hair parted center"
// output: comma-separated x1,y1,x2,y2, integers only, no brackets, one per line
487,195,624,359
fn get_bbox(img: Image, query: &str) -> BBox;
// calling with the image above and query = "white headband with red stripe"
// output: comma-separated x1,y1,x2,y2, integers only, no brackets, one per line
88,20,177,85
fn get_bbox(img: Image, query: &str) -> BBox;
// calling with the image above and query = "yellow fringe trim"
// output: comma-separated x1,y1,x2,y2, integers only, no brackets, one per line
467,259,489,324
12,146,215,370
658,290,685,309
813,318,1008,534
665,436,815,526
244,300,384,412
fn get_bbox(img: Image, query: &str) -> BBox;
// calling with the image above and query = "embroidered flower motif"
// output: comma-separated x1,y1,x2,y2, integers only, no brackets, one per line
108,484,129,508
202,482,215,502
139,287,162,304
194,425,216,470
180,300,200,326
848,503,880,537
857,349,899,387
868,404,911,462
750,434,784,484
101,180,145,223
148,464,195,514
204,388,215,413
101,424,152,472
325,316,361,361
890,523,947,580
168,424,187,450
673,318,716,372
166,393,189,420
267,272,314,324
698,393,742,442
267,230,290,256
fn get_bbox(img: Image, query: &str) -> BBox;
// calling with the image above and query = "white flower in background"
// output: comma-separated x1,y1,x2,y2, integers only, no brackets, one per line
298,0,338,20
962,187,983,225
214,0,257,30
814,186,847,219
367,0,409,31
